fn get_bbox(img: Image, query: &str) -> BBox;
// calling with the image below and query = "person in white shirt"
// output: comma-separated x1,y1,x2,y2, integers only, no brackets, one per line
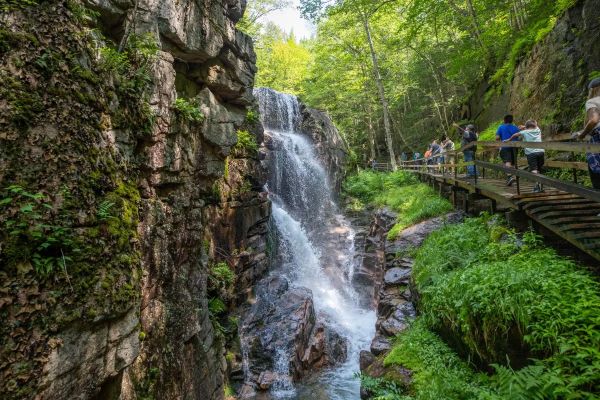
575,77,600,190
505,120,545,193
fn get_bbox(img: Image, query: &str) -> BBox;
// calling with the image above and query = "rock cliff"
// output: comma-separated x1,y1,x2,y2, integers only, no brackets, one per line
299,104,348,193
469,0,600,135
0,1,266,399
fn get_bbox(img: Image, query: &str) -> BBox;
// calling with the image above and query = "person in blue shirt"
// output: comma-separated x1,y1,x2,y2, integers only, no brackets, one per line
496,115,520,186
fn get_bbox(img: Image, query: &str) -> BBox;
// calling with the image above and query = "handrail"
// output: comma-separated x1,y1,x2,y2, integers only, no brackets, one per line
469,140,600,153
475,160,600,203
401,139,600,166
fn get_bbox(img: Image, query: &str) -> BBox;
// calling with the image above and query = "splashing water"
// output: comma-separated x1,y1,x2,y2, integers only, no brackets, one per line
255,88,376,400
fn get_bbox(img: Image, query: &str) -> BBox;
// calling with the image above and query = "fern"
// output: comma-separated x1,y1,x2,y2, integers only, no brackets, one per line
97,200,114,221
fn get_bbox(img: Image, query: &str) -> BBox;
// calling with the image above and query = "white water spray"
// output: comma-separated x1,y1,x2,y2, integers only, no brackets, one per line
255,88,376,399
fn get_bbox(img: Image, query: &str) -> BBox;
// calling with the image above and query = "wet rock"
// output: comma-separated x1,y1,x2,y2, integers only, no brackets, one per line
299,105,348,193
352,209,398,308
384,267,411,286
360,350,377,371
302,322,348,370
379,303,416,336
257,371,276,390
370,336,391,356
241,276,348,386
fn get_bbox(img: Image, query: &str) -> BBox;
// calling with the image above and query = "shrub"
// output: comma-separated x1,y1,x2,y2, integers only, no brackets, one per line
245,109,259,124
233,130,258,154
173,98,204,122
343,170,451,238
0,185,80,276
343,170,418,205
412,217,600,397
384,319,489,400
208,262,234,290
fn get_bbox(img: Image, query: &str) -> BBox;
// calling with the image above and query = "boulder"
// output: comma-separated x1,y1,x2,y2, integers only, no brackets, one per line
384,268,411,286
241,276,348,387
370,335,391,356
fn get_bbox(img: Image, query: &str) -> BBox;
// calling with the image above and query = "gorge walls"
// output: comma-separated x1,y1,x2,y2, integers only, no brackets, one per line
0,0,265,399
470,0,600,135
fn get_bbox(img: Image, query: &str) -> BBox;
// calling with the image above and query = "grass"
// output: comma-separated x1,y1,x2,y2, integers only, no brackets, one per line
478,120,502,142
343,170,452,239
385,215,600,399
384,319,490,400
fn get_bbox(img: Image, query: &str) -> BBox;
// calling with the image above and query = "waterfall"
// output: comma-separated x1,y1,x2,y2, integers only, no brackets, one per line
255,88,376,399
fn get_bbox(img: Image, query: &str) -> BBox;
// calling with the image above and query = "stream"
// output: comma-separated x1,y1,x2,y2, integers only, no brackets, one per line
253,88,376,399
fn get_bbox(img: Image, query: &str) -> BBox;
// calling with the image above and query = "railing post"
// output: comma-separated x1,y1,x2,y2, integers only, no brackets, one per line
473,152,478,184
571,152,577,184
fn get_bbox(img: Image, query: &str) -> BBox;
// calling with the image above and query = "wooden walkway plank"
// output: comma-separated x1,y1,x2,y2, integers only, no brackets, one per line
401,165,600,262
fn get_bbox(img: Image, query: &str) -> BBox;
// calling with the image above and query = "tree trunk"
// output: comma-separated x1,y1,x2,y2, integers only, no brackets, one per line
361,12,397,170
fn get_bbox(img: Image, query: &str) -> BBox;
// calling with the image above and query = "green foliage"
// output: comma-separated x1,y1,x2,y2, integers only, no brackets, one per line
208,298,227,315
478,120,502,142
412,216,600,398
0,185,80,276
96,200,115,221
384,187,453,240
343,170,418,204
245,109,259,124
208,262,235,291
98,33,158,97
173,98,204,122
255,23,312,95
0,0,38,11
292,0,584,159
384,319,489,399
357,373,408,400
99,46,130,75
233,130,259,154
343,170,451,238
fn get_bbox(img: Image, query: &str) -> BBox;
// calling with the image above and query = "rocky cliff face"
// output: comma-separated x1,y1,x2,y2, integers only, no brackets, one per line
470,0,600,135
0,1,265,399
299,104,348,193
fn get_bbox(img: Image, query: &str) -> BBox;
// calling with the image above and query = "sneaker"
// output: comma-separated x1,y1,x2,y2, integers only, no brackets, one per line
533,183,545,193
507,176,515,186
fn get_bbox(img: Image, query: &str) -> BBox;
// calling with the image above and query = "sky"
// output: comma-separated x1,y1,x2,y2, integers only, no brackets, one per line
262,0,316,40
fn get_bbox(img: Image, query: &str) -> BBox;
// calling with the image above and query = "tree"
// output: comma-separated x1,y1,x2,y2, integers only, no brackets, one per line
301,0,400,169
237,0,292,37
255,24,312,95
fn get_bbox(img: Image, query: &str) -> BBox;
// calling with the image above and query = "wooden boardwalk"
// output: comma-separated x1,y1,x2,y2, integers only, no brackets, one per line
412,170,600,261
393,139,600,263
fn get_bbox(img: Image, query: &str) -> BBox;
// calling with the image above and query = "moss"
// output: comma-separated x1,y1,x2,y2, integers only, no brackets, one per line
0,27,38,52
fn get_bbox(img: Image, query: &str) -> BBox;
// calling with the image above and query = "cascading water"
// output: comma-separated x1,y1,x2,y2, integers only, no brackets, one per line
254,88,376,399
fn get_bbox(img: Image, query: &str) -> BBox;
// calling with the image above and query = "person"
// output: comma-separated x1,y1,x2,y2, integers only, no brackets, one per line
461,124,478,177
441,135,455,169
414,151,422,166
496,115,521,186
505,120,545,193
575,77,600,190
431,140,442,165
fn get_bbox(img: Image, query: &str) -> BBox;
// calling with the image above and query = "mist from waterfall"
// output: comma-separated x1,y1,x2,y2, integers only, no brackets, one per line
255,87,376,400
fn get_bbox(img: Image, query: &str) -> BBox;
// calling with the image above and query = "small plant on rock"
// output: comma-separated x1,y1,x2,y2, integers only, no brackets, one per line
233,130,258,155
173,98,204,122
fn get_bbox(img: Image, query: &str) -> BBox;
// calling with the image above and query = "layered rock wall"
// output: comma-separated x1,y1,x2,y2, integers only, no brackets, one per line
0,1,264,399
470,0,600,135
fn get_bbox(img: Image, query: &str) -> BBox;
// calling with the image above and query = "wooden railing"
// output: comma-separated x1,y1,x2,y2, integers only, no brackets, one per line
399,139,600,200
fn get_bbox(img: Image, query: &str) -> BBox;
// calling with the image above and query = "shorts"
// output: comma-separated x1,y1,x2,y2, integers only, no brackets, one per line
590,166,600,189
526,152,544,172
500,148,516,164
